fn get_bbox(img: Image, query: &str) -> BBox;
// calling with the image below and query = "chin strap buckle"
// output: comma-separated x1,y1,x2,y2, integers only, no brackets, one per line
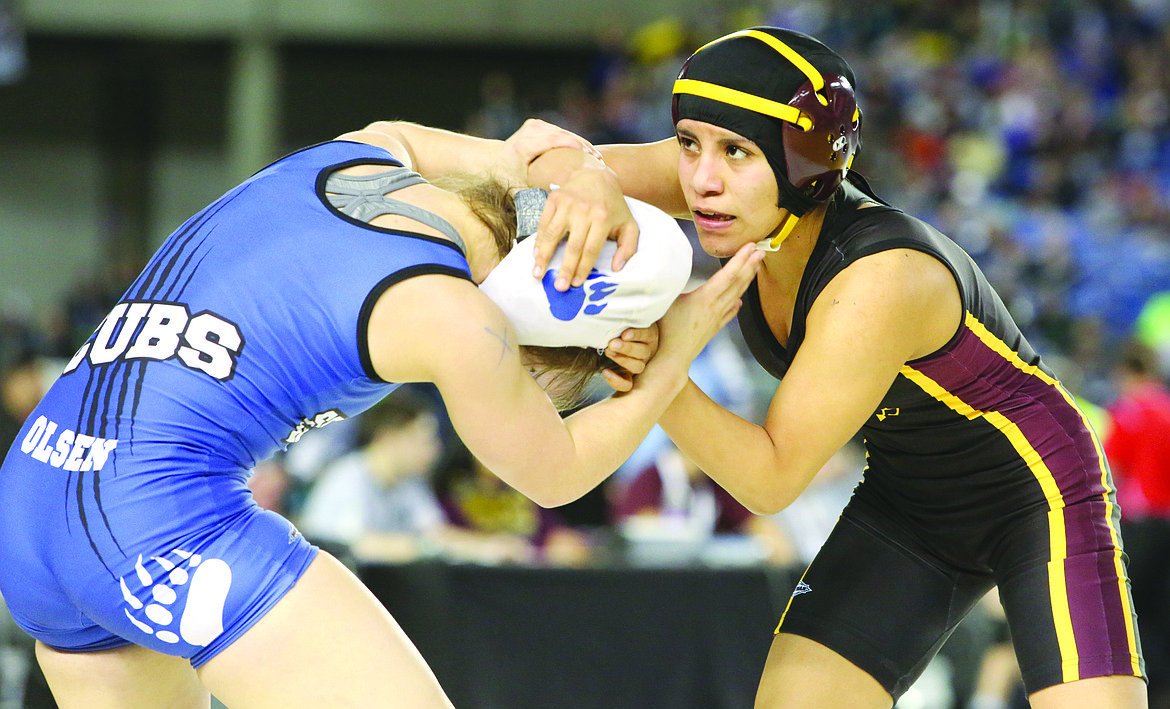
756,213,800,251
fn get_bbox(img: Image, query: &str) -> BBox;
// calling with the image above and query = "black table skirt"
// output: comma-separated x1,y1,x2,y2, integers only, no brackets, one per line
359,561,802,709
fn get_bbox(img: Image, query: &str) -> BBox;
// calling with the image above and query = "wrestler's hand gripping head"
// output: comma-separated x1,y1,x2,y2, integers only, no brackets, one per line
481,188,692,349
672,27,862,250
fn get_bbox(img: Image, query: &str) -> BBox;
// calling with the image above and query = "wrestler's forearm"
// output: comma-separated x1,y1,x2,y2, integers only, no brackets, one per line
658,381,813,515
597,140,690,218
368,121,508,179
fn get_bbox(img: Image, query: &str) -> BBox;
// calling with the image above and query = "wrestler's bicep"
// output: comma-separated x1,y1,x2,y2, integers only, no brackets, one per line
366,275,569,476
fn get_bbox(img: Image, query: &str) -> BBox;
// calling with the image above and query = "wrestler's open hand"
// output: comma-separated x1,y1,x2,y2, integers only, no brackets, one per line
654,243,765,370
600,324,659,392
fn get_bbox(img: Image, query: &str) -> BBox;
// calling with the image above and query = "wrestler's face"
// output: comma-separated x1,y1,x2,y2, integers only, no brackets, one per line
675,119,786,257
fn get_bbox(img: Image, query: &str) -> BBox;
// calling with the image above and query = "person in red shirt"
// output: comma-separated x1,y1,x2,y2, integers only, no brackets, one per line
1106,340,1170,516
1105,338,1170,709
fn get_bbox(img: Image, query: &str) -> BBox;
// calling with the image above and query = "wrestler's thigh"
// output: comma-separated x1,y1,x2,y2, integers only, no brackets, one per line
755,632,892,709
995,503,1143,695
197,551,455,709
1029,674,1147,709
35,640,209,709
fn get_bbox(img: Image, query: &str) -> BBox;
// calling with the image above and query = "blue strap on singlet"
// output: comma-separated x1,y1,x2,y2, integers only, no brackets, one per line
325,168,466,253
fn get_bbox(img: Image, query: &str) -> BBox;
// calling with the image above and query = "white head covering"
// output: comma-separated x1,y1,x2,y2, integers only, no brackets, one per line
480,190,693,349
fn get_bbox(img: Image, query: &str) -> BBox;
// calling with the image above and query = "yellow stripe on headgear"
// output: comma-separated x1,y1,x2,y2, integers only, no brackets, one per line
672,79,813,130
683,28,833,123
698,30,826,95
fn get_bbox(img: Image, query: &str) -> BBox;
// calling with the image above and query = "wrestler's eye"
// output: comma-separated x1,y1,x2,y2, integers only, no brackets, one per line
726,145,750,160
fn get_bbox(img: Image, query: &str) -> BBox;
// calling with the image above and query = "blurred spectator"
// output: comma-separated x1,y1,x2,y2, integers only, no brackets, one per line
1104,338,1170,708
0,0,25,85
966,589,1028,709
0,587,32,709
0,324,44,452
463,71,524,140
613,442,747,533
297,387,448,562
610,440,792,566
281,408,360,505
297,383,594,567
44,258,140,360
616,324,758,484
434,447,595,566
1105,338,1170,517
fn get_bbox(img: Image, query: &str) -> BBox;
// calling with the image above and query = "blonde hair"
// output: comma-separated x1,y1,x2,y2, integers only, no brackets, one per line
431,174,516,259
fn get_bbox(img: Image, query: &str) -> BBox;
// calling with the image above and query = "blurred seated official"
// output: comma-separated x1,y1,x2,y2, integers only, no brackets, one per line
298,386,585,566
297,388,448,562
610,441,792,566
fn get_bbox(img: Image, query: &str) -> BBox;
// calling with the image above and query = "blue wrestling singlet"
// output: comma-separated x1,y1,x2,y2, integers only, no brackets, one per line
0,140,472,666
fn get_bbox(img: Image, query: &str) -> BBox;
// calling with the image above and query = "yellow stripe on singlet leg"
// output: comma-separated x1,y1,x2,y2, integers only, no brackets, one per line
961,314,1142,676
900,340,1081,681
1048,383,1144,677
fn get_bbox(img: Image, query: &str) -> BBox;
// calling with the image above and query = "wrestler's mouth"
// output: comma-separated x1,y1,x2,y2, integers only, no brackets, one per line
693,209,735,228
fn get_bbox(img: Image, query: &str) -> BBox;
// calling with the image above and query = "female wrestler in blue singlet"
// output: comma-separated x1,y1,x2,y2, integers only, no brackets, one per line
0,121,764,709
511,25,1147,709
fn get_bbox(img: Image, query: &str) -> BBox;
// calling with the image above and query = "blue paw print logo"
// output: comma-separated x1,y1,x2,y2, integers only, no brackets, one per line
541,270,618,321
119,549,233,647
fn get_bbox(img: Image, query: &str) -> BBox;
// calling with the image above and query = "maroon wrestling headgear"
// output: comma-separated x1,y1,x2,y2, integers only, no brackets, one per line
672,27,861,250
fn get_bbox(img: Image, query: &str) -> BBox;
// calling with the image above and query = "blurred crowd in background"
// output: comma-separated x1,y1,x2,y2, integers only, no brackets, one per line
462,0,1170,400
3,1,1170,708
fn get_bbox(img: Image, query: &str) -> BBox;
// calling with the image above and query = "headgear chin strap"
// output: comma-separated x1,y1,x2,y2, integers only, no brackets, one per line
672,27,862,251
759,213,801,252
480,191,693,349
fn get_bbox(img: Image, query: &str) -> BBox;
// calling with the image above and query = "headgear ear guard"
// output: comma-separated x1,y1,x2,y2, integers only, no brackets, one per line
672,27,862,250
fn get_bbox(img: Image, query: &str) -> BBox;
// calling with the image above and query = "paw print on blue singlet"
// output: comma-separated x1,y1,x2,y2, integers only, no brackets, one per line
540,270,618,320
119,549,233,647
